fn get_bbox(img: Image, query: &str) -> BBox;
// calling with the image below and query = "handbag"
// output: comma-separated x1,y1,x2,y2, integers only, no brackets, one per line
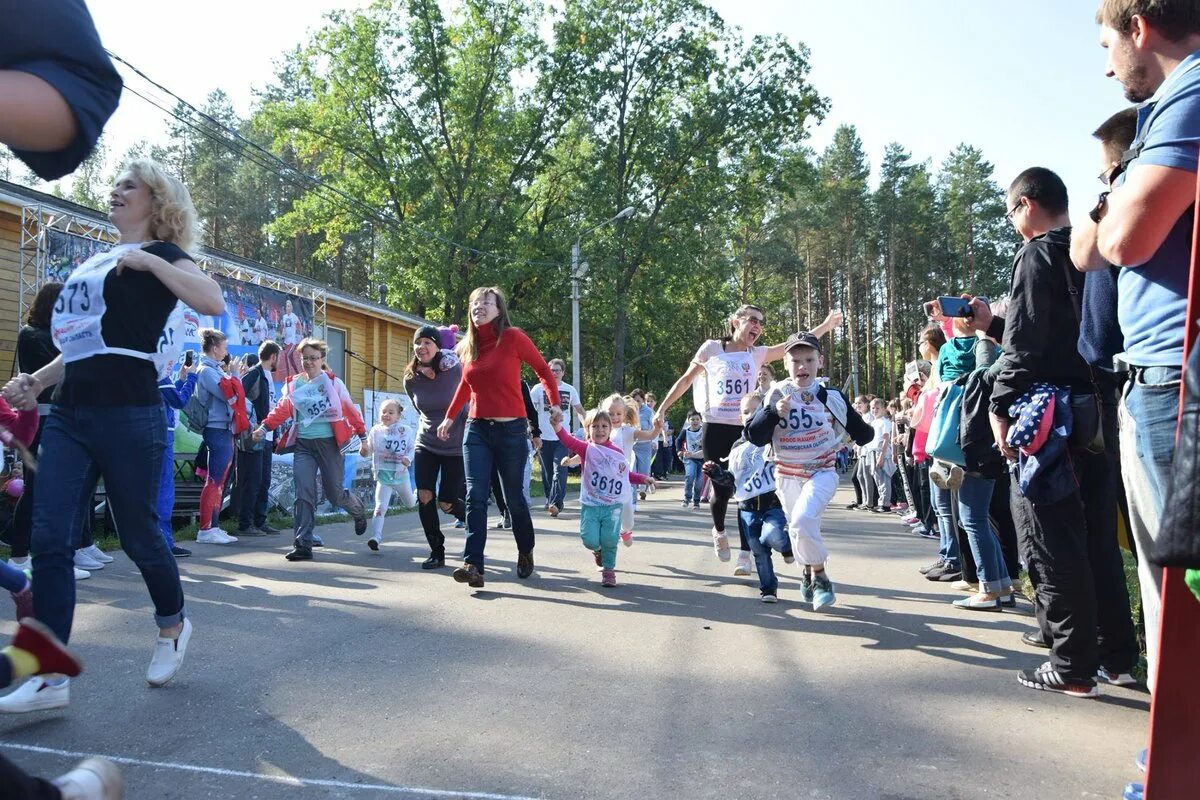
1058,252,1105,454
1155,341,1199,567
926,381,966,466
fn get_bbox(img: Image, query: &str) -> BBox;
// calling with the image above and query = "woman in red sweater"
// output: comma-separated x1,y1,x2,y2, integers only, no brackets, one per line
437,287,559,588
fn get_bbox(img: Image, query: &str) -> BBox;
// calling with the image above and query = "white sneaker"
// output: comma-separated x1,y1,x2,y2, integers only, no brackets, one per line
196,527,238,544
81,544,114,564
53,757,123,800
783,554,796,564
734,551,753,576
0,676,70,713
711,527,731,562
73,549,105,570
74,567,91,581
147,618,192,687
8,556,30,570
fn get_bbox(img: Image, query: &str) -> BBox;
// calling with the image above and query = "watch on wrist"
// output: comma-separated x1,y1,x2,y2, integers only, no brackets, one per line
1089,191,1110,224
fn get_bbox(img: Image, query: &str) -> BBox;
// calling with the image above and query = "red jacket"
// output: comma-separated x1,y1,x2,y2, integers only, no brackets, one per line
262,369,366,450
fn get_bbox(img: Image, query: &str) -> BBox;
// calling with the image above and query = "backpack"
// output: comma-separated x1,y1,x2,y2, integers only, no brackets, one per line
182,391,208,434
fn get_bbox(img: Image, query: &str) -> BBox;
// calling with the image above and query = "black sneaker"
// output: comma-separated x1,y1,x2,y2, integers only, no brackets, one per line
924,562,959,580
845,502,860,510
1021,630,1051,649
933,568,963,582
1017,662,1098,698
171,546,192,558
285,546,313,561
517,551,534,579
503,512,512,530
421,554,445,570
760,591,778,604
453,562,485,588
354,515,368,536
237,527,267,537
256,523,282,535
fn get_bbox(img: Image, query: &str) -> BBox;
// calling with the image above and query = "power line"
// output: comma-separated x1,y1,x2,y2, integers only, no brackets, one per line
107,50,567,269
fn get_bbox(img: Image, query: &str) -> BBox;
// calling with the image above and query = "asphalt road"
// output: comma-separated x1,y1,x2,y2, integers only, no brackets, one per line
0,479,1149,799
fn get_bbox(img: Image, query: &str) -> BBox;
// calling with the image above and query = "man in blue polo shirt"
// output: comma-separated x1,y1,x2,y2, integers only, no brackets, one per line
1072,0,1200,693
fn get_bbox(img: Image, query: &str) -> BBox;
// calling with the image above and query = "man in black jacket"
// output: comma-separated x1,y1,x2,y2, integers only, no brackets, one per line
987,167,1137,698
235,341,282,536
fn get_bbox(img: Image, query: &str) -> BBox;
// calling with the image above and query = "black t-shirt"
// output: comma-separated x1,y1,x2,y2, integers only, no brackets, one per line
17,324,60,404
0,0,123,181
57,241,191,407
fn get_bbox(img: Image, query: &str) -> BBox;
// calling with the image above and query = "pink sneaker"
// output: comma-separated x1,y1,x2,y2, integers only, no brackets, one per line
601,569,617,587
620,530,633,548
592,549,602,567
711,527,731,561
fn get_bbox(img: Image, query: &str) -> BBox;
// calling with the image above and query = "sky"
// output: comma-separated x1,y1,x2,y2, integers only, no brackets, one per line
70,0,1127,228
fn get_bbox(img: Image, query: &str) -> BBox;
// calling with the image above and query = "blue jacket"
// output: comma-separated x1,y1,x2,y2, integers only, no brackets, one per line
159,373,198,433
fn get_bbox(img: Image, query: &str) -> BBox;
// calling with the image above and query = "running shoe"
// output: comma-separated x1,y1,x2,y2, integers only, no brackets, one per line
711,527,731,561
844,502,860,510
73,549,105,570
620,531,633,547
548,504,560,517
592,549,602,568
918,559,946,575
692,502,700,509
79,544,113,564
811,571,836,610
680,500,691,508
171,546,192,558
734,551,753,576
800,569,815,604
601,569,617,587
1017,661,1098,698
900,515,919,525
0,676,69,713
760,591,778,604
782,553,796,564
285,546,313,561
946,465,965,490
74,567,91,581
1097,667,1139,687
367,536,381,551
196,527,238,545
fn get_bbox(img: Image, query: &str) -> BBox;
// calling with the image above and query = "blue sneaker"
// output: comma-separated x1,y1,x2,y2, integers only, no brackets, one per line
1123,782,1144,800
799,570,815,604
1136,748,1147,773
811,571,836,610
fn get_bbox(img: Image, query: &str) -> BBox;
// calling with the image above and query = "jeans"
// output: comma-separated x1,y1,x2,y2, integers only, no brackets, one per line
683,459,703,503
957,474,1009,594
235,446,273,529
1119,365,1181,690
32,405,185,643
580,503,622,570
414,448,466,558
633,442,653,481
538,438,568,509
741,505,788,594
292,436,365,547
929,481,960,567
463,419,535,570
200,426,233,529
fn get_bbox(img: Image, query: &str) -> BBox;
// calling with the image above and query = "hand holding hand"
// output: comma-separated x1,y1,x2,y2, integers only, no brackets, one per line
251,426,265,442
2,374,40,411
549,407,564,429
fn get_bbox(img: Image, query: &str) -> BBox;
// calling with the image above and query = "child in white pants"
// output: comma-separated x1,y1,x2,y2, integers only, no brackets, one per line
746,333,872,610
362,400,416,551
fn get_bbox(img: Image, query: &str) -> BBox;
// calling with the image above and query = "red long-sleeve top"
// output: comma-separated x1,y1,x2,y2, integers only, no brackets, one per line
446,322,559,420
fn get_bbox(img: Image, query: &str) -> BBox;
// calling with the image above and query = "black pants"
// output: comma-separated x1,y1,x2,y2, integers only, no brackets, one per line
1096,370,1131,557
851,469,864,506
234,447,273,529
414,448,466,558
1010,447,1139,679
0,753,63,800
701,422,749,550
913,461,936,531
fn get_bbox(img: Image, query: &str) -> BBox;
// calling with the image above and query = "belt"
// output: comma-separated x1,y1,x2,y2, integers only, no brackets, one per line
1127,364,1183,384
739,492,781,513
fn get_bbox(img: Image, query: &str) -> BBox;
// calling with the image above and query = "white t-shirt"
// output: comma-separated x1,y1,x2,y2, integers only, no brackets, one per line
763,379,849,479
690,340,768,425
253,317,269,343
610,425,638,467
281,313,302,345
530,381,577,441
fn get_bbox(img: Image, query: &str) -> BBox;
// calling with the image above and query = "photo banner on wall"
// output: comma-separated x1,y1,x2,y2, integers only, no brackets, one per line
42,229,315,382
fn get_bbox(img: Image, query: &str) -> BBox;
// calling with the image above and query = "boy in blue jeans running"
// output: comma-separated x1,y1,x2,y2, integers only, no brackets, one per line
676,411,704,508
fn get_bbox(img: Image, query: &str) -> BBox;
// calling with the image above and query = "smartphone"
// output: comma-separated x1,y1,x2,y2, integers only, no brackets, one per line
936,295,972,318
222,353,232,366
183,351,194,367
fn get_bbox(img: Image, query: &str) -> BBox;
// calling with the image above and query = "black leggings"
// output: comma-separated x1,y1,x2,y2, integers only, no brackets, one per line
413,449,466,558
701,421,748,550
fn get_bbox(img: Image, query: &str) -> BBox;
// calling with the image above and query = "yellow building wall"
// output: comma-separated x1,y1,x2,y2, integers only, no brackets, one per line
325,302,417,406
0,203,23,378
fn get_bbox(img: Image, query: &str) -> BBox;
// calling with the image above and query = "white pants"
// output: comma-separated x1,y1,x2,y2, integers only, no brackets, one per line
776,469,839,566
371,479,416,540
621,501,634,534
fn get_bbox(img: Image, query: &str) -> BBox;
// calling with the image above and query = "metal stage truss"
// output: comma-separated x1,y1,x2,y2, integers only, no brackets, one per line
16,202,326,330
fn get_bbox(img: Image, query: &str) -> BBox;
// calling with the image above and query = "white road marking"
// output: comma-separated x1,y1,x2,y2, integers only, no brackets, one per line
0,741,547,800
